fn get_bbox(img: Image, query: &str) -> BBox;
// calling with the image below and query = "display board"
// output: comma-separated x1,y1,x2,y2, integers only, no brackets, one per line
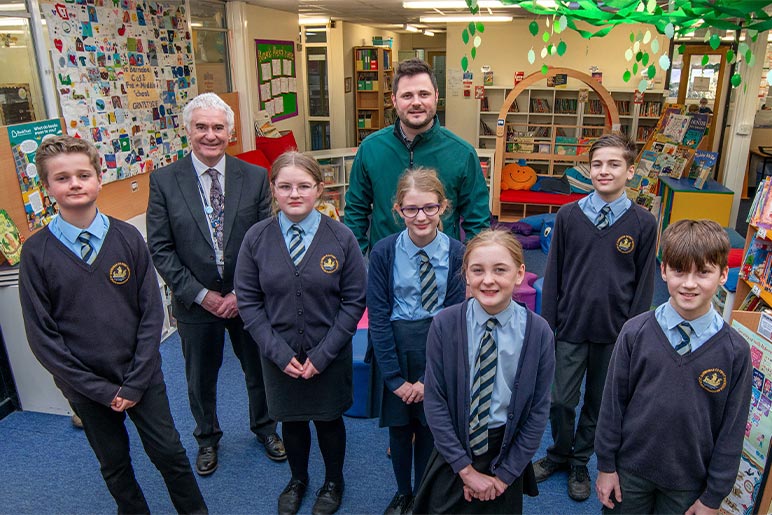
41,0,197,184
255,39,297,121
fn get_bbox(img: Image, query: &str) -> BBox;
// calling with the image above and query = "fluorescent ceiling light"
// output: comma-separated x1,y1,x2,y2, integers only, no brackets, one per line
420,15,513,22
404,24,420,32
423,30,435,36
190,22,203,27
298,16,330,25
404,1,519,7
0,3,25,11
0,17,26,27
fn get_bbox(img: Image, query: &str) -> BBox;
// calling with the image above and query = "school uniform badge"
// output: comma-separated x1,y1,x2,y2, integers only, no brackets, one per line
320,254,339,274
109,262,131,284
699,368,727,393
616,235,635,254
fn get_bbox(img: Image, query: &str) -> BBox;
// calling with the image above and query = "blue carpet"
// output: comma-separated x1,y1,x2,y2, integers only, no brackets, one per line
1,329,602,514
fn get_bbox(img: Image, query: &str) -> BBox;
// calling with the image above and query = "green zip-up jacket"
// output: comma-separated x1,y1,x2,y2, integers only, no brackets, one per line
344,117,490,254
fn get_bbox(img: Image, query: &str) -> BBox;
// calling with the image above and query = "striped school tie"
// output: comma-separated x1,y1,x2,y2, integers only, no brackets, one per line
595,204,611,230
418,250,439,312
469,318,498,456
675,321,692,356
78,231,96,265
289,224,306,266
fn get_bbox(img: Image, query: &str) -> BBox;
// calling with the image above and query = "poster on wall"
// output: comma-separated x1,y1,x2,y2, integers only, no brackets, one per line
41,0,197,184
720,319,772,515
7,119,63,231
255,39,297,121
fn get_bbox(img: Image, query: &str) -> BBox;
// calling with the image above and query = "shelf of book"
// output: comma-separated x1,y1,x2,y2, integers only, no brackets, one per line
734,182,772,312
354,46,394,145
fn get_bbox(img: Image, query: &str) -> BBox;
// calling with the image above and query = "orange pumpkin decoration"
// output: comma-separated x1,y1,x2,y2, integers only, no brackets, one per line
501,159,537,191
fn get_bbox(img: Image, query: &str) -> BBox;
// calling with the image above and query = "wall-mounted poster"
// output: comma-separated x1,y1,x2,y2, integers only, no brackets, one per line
41,0,197,184
7,119,63,231
255,39,297,121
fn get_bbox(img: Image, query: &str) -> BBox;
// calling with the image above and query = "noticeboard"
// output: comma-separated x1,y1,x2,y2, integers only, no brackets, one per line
255,39,298,122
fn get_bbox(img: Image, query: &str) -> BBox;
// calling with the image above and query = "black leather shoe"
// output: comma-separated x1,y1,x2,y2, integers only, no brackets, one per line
258,432,287,461
383,492,413,515
312,480,344,515
196,446,218,476
533,456,568,482
278,478,307,515
568,465,591,501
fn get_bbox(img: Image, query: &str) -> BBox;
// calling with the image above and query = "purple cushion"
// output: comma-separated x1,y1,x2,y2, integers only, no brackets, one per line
516,234,541,250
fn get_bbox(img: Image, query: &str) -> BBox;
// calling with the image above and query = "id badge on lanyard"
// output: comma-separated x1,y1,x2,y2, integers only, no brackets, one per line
215,249,224,266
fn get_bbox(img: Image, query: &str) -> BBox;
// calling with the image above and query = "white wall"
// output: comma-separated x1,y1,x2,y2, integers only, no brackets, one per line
0,33,46,122
445,20,668,144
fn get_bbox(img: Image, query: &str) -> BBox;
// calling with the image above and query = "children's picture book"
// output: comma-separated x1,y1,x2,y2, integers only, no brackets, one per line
661,114,691,144
749,178,771,225
691,150,719,188
0,210,23,266
656,104,686,132
741,236,772,284
682,114,709,148
555,136,578,155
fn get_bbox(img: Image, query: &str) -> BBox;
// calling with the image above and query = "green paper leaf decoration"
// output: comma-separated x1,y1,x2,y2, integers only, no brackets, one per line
704,29,711,43
646,0,656,13
541,46,548,58
647,65,656,79
471,47,477,59
625,48,633,61
554,22,562,35
461,55,469,72
542,31,550,43
731,73,741,88
468,22,476,36
727,49,735,63
623,69,631,82
746,49,753,62
643,30,652,45
474,35,482,47
546,17,550,28
470,4,478,14
748,53,756,67
462,29,470,44
629,32,635,43
701,54,709,66
651,39,659,53
528,48,536,64
559,15,567,32
557,41,567,56
665,23,674,39
635,51,643,62
659,54,670,71
632,62,638,75
476,22,485,33
529,21,539,36
709,34,720,50
678,44,685,55
642,53,650,66
633,41,640,53
638,79,648,92
547,43,553,54
738,43,749,56
751,33,758,43
541,64,549,75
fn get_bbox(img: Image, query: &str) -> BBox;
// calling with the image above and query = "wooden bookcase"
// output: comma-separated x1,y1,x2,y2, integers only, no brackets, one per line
353,46,394,144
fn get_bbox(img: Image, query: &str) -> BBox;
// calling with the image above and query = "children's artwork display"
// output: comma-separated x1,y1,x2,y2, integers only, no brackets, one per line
0,209,23,265
41,0,197,184
255,39,298,121
7,119,62,230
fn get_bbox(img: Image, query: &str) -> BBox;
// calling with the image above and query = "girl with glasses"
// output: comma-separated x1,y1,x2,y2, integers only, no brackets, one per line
367,167,467,515
235,151,366,515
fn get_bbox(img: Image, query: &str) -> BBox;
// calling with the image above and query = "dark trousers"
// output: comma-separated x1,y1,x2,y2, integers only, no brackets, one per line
602,468,703,515
282,417,346,485
547,340,614,466
70,382,207,515
177,318,274,447
389,420,434,495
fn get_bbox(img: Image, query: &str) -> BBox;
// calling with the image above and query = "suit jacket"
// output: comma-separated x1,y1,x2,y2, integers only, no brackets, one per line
147,153,271,324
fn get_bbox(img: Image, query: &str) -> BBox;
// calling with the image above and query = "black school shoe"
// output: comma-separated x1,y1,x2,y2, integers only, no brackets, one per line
311,480,344,515
196,446,218,476
278,478,307,515
533,456,569,482
568,465,591,501
258,432,288,461
383,492,413,515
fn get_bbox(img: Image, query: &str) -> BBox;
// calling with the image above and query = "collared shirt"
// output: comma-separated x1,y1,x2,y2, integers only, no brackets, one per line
192,153,227,304
655,300,724,353
579,190,631,227
397,119,434,149
466,298,526,427
48,210,110,260
391,229,450,321
278,210,321,260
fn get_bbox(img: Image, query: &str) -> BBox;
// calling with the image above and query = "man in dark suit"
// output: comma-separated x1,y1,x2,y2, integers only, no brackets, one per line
147,93,285,476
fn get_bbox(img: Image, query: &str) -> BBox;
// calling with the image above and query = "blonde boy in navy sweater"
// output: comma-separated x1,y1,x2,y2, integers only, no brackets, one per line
19,135,207,514
595,219,752,515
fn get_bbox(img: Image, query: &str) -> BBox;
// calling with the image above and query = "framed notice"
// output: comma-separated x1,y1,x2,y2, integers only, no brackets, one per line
255,39,298,121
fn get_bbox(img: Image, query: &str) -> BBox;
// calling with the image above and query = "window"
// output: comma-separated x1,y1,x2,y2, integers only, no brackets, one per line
190,0,231,93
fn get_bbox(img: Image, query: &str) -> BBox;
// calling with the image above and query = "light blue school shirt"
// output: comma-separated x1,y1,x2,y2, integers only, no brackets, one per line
655,300,724,353
391,229,450,321
466,298,526,428
278,209,321,262
48,211,110,260
579,190,631,226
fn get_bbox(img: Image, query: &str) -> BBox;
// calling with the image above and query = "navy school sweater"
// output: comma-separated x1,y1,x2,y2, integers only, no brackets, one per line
18,218,165,406
595,310,752,509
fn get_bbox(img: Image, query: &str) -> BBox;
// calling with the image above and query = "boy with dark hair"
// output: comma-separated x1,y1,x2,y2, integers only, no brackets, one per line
19,135,207,514
595,219,752,514
535,132,658,501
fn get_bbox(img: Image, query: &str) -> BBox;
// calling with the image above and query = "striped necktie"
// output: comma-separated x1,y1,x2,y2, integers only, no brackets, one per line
469,318,498,456
595,204,611,230
418,250,439,313
675,321,692,356
289,224,306,266
78,231,96,265
207,168,225,250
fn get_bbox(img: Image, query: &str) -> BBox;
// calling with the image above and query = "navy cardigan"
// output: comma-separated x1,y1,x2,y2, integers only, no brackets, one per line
367,233,466,391
423,300,555,485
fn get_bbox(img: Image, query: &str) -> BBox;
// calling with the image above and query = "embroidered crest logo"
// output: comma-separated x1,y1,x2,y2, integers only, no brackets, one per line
699,368,727,393
320,254,339,274
109,262,131,285
616,235,635,254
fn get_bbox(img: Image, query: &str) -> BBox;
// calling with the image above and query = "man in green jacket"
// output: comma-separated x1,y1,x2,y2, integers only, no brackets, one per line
345,58,490,254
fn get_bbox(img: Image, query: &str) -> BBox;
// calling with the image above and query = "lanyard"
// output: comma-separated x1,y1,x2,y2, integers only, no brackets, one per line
194,172,223,252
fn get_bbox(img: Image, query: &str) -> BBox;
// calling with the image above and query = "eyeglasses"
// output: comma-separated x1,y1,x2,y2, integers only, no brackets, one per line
274,183,318,195
399,203,441,218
